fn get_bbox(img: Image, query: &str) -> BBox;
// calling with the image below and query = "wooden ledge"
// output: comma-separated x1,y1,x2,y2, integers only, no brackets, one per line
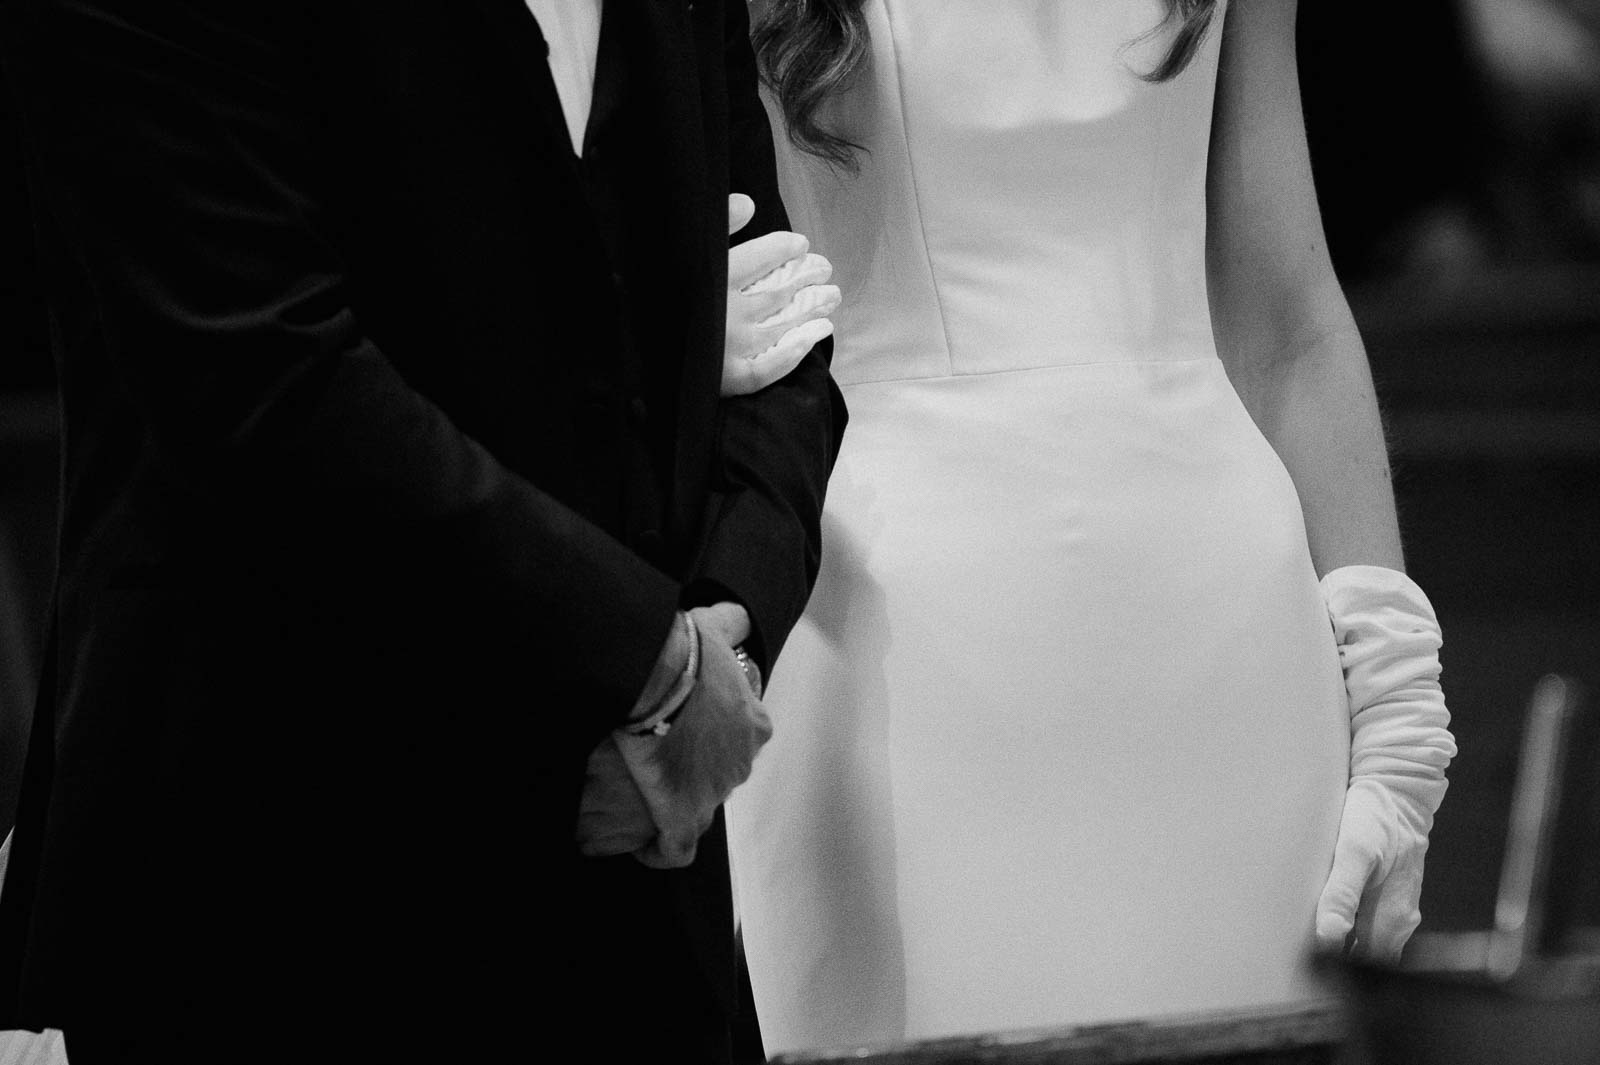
771,999,1346,1065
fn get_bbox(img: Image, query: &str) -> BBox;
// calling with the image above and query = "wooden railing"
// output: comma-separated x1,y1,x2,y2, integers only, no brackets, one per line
769,1000,1346,1065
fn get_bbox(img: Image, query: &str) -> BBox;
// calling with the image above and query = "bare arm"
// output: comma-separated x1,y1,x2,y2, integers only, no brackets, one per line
1206,0,1404,575
1210,4,1456,962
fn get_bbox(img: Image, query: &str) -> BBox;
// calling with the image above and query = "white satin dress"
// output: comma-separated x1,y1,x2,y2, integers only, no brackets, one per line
727,1,1350,1054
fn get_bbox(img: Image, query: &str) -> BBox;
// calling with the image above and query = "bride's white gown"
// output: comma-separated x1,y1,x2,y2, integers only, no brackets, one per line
727,0,1349,1054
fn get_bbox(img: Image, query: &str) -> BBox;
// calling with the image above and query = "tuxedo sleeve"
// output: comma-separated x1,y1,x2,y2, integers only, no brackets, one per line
0,1,679,725
685,0,848,675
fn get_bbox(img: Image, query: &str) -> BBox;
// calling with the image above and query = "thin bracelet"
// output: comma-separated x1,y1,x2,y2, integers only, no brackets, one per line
624,611,700,737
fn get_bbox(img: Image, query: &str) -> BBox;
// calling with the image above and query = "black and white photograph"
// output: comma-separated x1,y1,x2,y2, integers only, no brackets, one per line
0,2,1596,1063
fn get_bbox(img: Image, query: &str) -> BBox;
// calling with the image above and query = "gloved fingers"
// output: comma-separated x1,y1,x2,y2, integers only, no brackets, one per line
728,332,814,396
757,281,842,331
1315,831,1378,954
777,250,834,289
727,192,756,237
732,253,835,325
1350,858,1425,963
722,318,834,396
734,284,840,365
730,230,809,290
772,314,836,364
731,283,799,328
747,250,834,298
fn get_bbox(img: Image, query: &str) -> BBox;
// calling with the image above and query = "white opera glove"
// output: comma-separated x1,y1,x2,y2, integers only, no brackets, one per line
724,193,840,397
1315,565,1459,962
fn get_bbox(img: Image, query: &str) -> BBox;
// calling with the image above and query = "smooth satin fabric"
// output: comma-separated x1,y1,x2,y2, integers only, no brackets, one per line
728,0,1349,1052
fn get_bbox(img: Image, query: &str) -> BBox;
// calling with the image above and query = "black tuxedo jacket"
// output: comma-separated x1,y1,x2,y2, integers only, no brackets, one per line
0,0,843,1054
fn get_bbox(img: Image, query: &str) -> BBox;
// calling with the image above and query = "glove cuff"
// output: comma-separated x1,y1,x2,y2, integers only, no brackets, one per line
1320,564,1457,784
1319,565,1439,631
1320,565,1444,710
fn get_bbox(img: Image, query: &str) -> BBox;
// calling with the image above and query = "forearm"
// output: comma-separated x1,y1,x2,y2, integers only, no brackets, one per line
1226,314,1405,577
1205,1,1404,578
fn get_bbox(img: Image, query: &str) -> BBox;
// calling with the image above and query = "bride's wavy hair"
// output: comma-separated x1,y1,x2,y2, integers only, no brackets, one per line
752,0,1221,169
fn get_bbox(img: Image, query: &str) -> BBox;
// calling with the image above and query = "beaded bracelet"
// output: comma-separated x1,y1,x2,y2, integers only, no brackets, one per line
732,644,762,695
624,611,700,738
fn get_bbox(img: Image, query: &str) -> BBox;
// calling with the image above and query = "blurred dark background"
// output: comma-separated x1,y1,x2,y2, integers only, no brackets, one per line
1297,0,1600,943
2,0,1598,953
1,50,53,856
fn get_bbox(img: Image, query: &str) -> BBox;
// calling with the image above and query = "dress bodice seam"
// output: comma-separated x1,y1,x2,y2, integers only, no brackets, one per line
882,0,956,377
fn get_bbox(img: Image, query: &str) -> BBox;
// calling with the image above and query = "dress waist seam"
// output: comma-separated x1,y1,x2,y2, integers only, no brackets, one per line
835,354,1224,389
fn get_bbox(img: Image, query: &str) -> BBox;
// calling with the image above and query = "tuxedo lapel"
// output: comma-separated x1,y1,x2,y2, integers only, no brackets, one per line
470,0,576,160
470,0,723,546
469,0,715,370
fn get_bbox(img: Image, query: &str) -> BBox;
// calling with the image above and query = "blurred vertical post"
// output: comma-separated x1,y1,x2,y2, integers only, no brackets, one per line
1487,674,1580,978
